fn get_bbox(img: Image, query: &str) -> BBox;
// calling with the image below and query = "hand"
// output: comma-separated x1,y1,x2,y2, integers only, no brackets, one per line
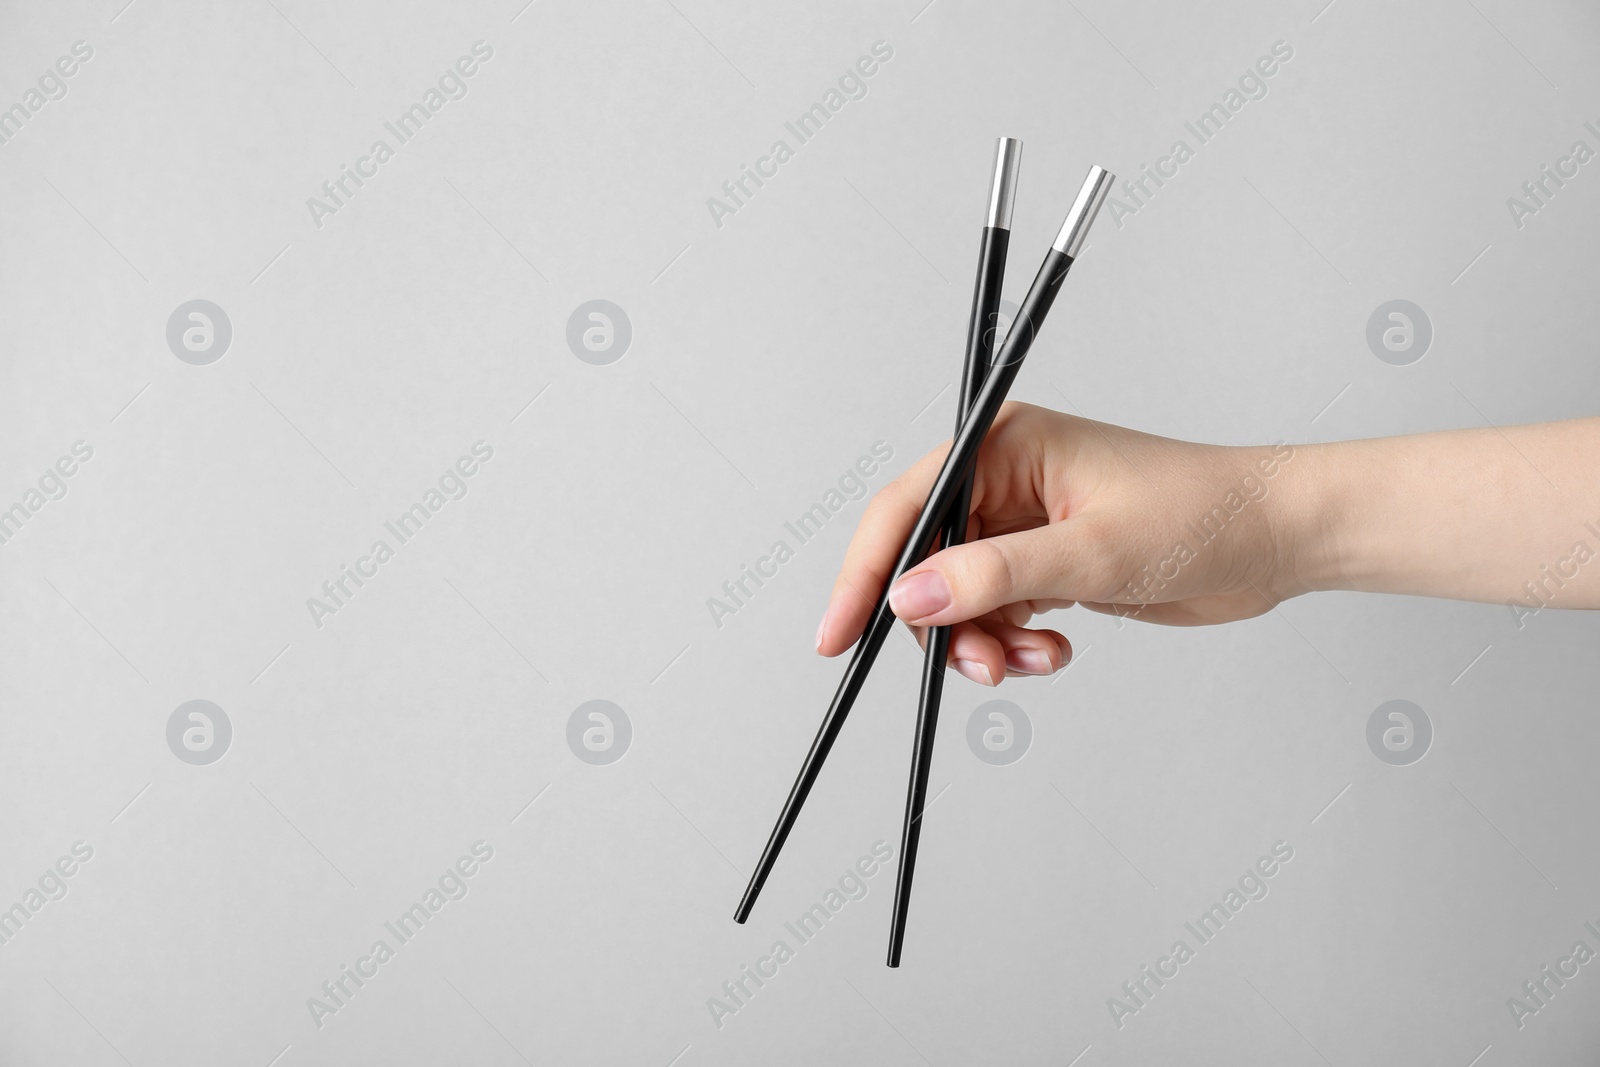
813,403,1311,686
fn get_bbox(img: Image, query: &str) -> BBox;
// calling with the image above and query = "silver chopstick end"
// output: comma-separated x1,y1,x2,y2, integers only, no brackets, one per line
985,137,1023,230
1052,165,1115,257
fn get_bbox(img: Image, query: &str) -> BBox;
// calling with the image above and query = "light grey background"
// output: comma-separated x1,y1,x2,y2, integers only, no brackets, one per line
2,0,1598,1063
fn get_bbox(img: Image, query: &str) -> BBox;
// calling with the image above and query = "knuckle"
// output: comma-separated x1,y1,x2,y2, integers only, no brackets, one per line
862,481,905,523
962,538,1018,605
996,399,1030,422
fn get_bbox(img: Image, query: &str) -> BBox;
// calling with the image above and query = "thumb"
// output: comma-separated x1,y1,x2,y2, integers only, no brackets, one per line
887,520,1115,626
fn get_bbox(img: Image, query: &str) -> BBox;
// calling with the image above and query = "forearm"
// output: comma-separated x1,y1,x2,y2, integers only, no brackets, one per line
1284,419,1600,610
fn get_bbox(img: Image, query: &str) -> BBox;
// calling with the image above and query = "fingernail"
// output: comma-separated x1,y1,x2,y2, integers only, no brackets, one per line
814,615,827,653
1007,649,1056,676
889,571,952,621
954,659,996,687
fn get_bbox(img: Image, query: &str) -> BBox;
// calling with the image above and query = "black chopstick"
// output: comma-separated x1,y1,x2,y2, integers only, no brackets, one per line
734,163,1115,927
887,136,1021,967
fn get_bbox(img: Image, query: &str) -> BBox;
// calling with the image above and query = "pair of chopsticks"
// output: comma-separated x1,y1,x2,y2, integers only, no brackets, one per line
734,140,1116,965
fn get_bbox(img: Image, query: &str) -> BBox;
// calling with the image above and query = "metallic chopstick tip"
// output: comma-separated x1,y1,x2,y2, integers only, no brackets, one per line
1052,165,1115,257
986,136,1023,230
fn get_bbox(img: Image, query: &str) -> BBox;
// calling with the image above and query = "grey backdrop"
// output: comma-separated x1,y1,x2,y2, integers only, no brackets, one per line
3,0,1599,1064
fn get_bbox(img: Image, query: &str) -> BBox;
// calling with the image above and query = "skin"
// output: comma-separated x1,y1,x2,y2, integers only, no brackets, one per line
815,403,1600,686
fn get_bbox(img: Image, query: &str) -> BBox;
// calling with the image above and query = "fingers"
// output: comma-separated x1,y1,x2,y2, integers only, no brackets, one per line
946,622,1005,686
888,519,1115,627
910,617,1072,687
985,620,1071,677
815,444,955,656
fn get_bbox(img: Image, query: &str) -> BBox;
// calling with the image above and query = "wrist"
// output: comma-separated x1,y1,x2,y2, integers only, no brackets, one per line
1269,440,1360,596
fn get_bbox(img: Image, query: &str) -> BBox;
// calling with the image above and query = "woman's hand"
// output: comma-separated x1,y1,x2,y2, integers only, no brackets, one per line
813,403,1315,686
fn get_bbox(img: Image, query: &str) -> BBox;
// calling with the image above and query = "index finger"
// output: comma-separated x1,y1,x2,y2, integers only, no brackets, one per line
816,441,953,656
